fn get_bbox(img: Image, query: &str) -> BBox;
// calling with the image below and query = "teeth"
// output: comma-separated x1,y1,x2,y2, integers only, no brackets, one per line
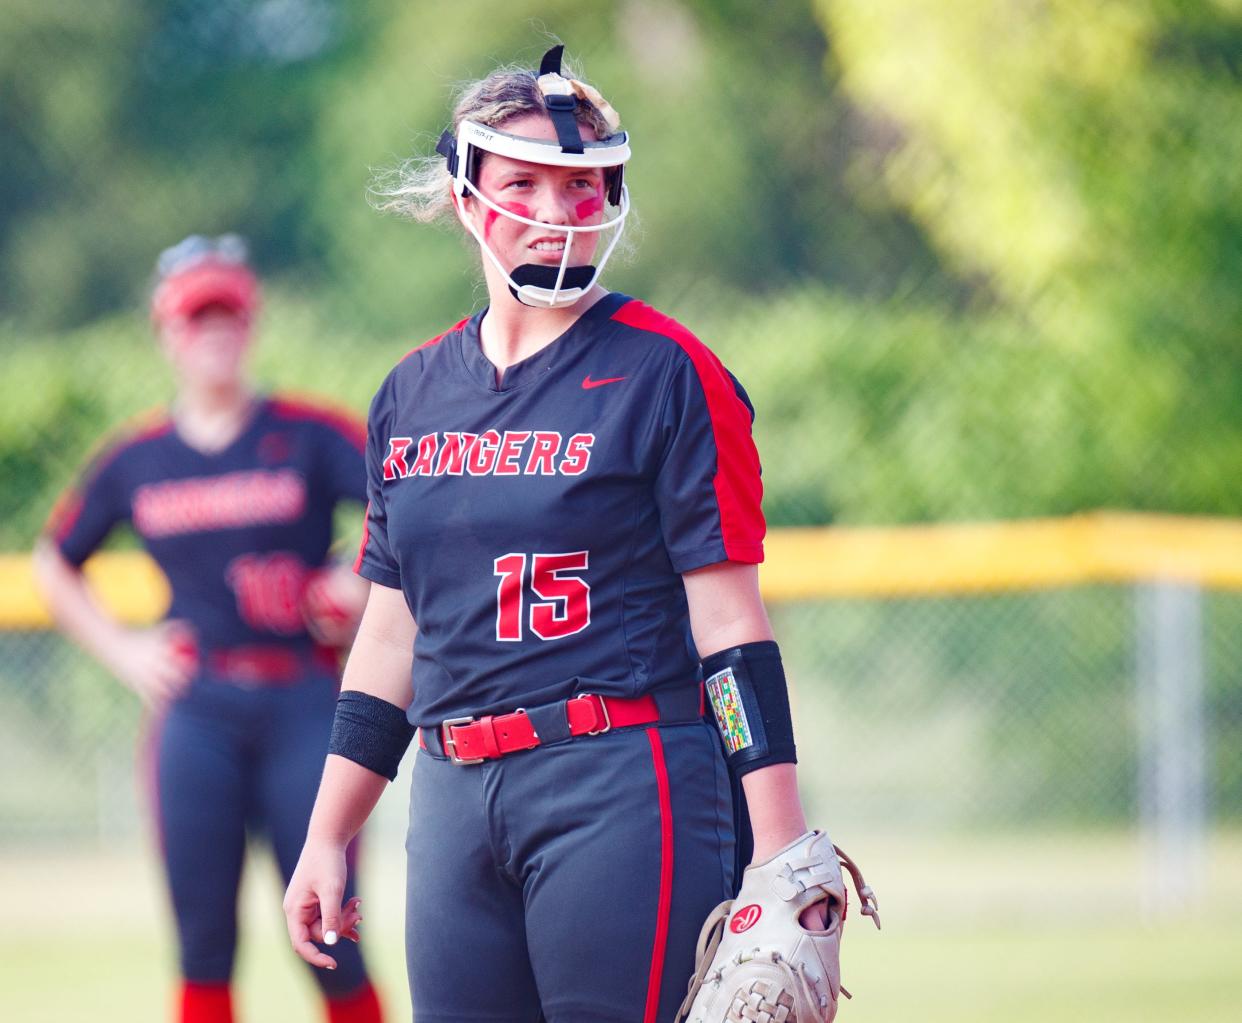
532,241,566,251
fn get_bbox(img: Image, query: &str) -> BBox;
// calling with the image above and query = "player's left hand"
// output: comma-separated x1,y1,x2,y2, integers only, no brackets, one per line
300,564,368,648
801,900,828,930
675,831,880,1023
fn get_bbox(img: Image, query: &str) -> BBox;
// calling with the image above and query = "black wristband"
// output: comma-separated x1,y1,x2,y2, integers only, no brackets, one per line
327,690,416,781
702,640,797,777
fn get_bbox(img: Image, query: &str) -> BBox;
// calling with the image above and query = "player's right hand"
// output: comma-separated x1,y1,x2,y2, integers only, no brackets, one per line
283,839,363,970
105,620,198,708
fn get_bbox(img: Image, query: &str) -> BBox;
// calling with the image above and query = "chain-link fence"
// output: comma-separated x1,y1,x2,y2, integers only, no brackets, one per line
4,576,1240,916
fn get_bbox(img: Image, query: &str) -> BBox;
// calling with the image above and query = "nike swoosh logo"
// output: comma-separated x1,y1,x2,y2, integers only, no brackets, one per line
582,374,627,389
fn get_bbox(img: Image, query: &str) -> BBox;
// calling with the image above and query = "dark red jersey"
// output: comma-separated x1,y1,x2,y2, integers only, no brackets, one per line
355,293,765,727
46,395,366,652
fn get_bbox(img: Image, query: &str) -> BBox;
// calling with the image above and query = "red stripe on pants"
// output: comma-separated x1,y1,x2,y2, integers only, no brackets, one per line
643,727,675,1023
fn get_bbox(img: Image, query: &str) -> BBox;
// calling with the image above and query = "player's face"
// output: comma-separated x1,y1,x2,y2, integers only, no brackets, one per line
465,113,607,273
159,304,252,389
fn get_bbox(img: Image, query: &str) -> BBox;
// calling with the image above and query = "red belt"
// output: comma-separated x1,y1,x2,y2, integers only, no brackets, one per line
207,644,338,686
435,693,663,765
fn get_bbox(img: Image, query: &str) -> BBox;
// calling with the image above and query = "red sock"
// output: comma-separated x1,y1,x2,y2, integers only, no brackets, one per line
325,981,383,1023
180,981,234,1023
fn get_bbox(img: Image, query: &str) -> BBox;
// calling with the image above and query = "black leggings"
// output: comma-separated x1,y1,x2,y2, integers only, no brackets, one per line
148,670,370,996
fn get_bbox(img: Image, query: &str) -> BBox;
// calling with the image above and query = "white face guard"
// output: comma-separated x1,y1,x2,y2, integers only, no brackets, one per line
440,119,632,309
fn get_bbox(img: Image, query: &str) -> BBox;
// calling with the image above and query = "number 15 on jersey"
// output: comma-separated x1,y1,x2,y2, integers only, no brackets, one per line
493,551,591,642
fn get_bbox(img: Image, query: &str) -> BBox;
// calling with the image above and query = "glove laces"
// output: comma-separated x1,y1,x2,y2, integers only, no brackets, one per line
834,843,881,930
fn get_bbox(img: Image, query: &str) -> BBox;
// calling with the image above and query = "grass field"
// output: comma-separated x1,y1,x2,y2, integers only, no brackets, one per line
4,831,1241,1022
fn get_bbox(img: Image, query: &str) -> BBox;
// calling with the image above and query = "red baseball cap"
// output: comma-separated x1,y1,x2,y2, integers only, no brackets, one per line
151,258,259,324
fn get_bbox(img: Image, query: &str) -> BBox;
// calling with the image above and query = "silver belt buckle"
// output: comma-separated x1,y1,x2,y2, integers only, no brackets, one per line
442,715,484,765
575,693,612,736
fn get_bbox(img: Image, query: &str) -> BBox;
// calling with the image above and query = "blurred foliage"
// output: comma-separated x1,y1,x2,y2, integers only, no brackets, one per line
4,0,1242,546
1,0,934,330
816,0,1242,509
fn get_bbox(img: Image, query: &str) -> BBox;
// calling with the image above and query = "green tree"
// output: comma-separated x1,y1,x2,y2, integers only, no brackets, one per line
0,0,359,328
307,0,943,333
814,0,1242,513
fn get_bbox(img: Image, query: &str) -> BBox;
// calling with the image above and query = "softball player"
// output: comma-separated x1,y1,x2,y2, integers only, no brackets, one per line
34,237,385,1023
284,47,851,1022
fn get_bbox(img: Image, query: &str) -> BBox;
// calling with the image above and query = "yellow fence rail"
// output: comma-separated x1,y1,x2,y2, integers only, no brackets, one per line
3,512,1242,629
763,512,1242,598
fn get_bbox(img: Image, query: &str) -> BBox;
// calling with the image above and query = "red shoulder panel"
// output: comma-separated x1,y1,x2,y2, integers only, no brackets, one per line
45,407,173,542
269,393,366,454
399,317,471,364
611,300,765,564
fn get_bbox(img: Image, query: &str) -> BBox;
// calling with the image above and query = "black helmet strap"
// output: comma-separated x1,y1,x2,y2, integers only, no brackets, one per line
536,44,585,155
435,131,458,177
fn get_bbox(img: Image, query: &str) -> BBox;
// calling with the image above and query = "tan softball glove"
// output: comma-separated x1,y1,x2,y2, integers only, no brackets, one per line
675,830,879,1023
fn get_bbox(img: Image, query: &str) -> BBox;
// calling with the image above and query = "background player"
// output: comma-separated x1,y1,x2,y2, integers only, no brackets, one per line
33,235,384,1023
283,46,853,1022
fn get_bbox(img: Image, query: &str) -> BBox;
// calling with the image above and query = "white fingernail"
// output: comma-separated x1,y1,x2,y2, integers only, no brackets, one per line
324,930,338,945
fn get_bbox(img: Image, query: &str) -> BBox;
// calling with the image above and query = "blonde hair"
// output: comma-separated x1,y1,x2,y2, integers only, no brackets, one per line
371,59,619,225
